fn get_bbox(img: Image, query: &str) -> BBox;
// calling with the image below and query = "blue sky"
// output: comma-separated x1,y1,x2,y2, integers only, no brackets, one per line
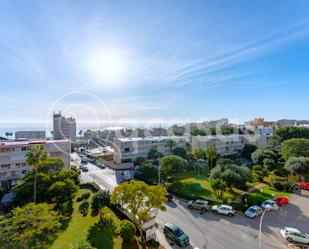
1,0,309,126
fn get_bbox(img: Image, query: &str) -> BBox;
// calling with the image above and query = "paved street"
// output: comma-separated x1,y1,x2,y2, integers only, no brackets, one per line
156,194,309,249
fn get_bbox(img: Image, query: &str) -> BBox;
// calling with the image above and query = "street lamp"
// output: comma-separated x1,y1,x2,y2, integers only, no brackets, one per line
259,205,271,249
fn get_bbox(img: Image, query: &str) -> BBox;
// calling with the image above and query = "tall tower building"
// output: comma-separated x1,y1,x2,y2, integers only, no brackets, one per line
53,112,76,142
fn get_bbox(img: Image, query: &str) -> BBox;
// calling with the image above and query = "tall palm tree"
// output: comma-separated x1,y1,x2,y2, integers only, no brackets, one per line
165,139,176,154
206,144,217,169
26,145,48,203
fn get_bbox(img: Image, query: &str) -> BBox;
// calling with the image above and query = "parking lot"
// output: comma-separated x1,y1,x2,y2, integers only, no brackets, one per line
156,193,309,249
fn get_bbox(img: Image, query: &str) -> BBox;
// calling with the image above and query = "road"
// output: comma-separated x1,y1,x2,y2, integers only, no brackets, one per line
156,194,309,249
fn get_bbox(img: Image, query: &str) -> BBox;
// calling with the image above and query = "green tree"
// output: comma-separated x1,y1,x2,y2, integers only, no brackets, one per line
160,155,189,180
210,179,226,198
49,179,77,203
275,126,309,141
241,144,257,159
0,203,61,249
206,144,217,169
38,157,64,173
193,148,206,160
285,157,309,177
280,138,309,161
165,139,177,154
134,157,146,166
172,147,187,159
13,169,78,206
91,190,111,212
148,148,161,160
26,145,48,203
251,149,277,165
210,164,251,188
111,181,167,230
119,220,136,242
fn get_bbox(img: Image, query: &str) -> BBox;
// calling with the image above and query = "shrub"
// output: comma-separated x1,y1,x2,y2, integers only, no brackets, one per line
272,182,284,191
119,220,136,241
82,191,91,200
91,190,110,212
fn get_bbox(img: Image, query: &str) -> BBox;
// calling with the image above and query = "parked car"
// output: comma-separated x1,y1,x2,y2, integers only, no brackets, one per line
165,193,174,202
81,166,89,172
98,164,106,169
245,205,263,218
293,182,309,191
163,223,190,246
261,200,279,211
81,157,88,164
280,227,309,245
186,199,209,211
273,196,289,206
212,204,235,217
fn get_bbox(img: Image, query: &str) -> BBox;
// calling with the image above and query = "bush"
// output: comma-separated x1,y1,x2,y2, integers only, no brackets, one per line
272,182,284,191
82,191,91,200
119,220,136,241
91,190,110,212
273,168,289,177
80,182,100,192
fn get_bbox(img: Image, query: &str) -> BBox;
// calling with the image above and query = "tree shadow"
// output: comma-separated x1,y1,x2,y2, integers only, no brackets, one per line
87,219,117,249
79,201,89,214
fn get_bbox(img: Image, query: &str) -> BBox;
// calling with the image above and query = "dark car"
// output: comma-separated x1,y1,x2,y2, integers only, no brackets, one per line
163,223,190,246
165,193,173,202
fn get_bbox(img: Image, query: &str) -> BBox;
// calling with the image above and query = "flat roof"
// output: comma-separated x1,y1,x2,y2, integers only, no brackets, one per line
0,139,70,148
116,136,188,142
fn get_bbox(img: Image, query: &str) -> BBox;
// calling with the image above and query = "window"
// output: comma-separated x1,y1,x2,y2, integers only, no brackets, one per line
1,164,10,169
21,147,27,151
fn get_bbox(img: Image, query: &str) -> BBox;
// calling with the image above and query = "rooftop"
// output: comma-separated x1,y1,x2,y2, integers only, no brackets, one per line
0,139,70,148
116,136,188,142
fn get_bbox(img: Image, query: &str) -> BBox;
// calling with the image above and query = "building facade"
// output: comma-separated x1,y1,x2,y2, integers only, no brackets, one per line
192,134,267,156
113,136,188,164
53,112,76,142
0,140,71,189
15,130,46,140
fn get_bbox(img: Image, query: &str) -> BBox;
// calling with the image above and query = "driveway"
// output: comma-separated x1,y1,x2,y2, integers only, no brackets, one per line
156,194,309,249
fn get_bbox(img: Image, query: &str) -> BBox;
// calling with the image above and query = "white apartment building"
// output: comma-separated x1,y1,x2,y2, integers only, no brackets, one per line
15,130,46,140
113,136,188,164
0,140,71,189
192,134,267,156
53,112,76,142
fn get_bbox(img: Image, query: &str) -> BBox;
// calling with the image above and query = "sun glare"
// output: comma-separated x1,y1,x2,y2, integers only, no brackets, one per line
86,48,127,87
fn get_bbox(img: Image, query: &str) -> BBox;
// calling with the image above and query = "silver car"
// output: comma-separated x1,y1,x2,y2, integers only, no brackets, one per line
187,199,209,211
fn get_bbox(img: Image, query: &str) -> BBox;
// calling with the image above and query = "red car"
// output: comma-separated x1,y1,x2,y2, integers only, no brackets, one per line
273,196,289,206
293,182,309,191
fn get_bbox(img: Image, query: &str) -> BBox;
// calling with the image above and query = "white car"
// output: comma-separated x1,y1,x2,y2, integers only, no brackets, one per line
261,200,279,211
212,205,235,217
280,227,309,245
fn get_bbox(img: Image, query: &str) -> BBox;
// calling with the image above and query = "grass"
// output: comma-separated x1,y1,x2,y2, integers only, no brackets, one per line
51,189,142,249
51,189,100,249
250,185,292,202
170,171,246,202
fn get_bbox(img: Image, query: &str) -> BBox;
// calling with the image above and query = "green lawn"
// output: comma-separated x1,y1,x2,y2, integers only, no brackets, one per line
170,171,246,202
51,189,127,249
250,185,292,202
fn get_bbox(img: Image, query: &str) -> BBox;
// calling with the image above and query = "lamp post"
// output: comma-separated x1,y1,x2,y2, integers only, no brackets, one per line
259,205,271,249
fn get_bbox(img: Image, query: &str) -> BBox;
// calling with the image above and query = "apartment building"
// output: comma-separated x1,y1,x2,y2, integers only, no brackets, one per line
15,130,46,140
0,140,70,189
192,134,267,156
53,112,76,142
113,136,188,164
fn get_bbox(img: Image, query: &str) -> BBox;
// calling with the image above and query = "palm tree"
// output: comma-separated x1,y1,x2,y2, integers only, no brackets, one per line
5,132,13,139
26,145,48,203
206,144,217,170
165,139,176,154
79,130,83,138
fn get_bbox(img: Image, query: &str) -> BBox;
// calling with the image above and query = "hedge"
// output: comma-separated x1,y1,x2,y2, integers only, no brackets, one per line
79,182,100,192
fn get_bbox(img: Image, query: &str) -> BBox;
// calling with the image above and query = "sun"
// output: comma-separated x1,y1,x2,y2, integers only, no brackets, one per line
86,48,127,87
